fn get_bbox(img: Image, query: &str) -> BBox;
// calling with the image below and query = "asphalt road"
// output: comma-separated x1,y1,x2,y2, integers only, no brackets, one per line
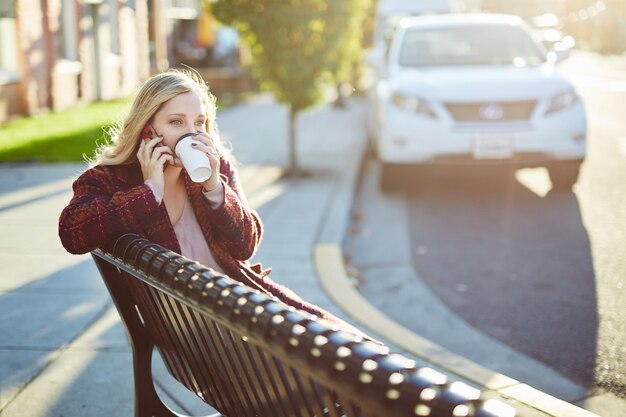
561,52,626,398
347,51,625,403
404,167,599,387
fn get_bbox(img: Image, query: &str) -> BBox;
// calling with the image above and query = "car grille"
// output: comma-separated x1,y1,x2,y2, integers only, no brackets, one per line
445,100,537,122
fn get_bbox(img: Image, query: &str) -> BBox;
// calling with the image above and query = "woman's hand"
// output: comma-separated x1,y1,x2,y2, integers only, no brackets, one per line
137,135,174,191
190,132,221,192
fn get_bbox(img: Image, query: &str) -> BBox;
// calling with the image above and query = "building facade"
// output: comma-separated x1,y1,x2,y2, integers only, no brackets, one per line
0,0,211,124
0,0,254,124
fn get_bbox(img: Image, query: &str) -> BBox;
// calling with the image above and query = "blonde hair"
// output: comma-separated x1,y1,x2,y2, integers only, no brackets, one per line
91,68,228,166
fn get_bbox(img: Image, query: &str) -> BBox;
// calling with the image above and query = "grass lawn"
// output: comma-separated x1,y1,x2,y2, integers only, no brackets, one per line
0,98,132,162
0,94,240,163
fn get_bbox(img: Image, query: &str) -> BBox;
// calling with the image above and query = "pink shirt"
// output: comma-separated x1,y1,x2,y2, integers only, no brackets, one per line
146,179,225,273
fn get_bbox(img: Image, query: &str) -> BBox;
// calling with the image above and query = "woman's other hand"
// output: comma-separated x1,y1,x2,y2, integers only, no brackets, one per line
190,132,221,192
137,135,173,191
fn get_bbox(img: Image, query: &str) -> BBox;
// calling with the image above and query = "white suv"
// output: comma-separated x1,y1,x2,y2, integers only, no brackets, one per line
369,14,587,190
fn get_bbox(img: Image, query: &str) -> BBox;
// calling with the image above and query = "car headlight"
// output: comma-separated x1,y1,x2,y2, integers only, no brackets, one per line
545,90,579,115
390,92,437,118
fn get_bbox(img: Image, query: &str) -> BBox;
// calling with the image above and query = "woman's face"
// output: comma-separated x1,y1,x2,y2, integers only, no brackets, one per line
151,91,208,150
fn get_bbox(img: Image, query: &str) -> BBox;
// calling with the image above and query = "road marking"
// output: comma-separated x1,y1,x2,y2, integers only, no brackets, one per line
315,243,596,416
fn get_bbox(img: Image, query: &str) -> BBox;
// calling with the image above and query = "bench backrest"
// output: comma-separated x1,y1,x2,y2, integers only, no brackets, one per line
92,233,515,417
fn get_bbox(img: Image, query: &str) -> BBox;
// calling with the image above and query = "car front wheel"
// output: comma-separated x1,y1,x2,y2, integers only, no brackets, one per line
548,160,583,189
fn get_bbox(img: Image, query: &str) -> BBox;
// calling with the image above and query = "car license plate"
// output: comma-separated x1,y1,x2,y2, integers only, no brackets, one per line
472,136,514,159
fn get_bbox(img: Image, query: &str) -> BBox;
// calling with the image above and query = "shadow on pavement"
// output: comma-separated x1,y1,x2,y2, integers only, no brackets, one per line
0,259,111,410
0,257,216,416
401,166,598,390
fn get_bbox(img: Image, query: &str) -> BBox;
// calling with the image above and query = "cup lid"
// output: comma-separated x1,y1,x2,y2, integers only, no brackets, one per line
174,132,198,149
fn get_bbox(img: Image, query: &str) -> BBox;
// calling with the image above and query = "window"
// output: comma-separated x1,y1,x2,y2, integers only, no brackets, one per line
400,25,546,68
57,0,78,61
109,0,119,55
0,0,19,83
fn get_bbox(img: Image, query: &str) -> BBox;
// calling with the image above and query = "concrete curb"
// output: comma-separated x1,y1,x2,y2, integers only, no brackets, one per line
311,131,599,417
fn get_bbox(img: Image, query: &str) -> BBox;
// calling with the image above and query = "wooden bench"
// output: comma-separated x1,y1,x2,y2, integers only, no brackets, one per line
92,233,516,417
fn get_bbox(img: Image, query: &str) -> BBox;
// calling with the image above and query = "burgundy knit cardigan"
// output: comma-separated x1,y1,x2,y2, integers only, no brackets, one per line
59,156,347,328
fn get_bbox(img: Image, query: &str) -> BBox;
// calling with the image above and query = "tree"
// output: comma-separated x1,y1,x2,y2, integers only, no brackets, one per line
211,0,371,176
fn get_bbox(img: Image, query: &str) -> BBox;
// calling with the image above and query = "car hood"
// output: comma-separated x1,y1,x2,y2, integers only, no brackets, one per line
388,65,574,102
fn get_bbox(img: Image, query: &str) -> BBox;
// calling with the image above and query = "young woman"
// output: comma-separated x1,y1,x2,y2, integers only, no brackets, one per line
58,69,369,336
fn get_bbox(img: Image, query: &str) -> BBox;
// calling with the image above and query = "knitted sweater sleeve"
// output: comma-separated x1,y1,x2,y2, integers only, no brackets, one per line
58,166,161,254
201,156,263,260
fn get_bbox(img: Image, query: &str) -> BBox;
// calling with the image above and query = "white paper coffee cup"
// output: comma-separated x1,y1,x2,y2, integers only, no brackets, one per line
174,133,212,183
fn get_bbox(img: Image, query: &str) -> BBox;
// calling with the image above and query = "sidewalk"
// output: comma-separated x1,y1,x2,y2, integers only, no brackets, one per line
0,95,600,416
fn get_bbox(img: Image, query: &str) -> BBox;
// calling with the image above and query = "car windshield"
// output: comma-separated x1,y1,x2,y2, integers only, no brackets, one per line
399,25,546,68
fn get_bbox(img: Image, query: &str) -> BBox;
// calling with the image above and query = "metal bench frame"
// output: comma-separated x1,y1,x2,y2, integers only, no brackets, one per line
92,233,515,417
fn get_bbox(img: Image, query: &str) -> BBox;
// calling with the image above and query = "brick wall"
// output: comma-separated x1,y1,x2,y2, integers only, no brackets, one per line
0,83,21,122
15,0,52,116
1,0,150,123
